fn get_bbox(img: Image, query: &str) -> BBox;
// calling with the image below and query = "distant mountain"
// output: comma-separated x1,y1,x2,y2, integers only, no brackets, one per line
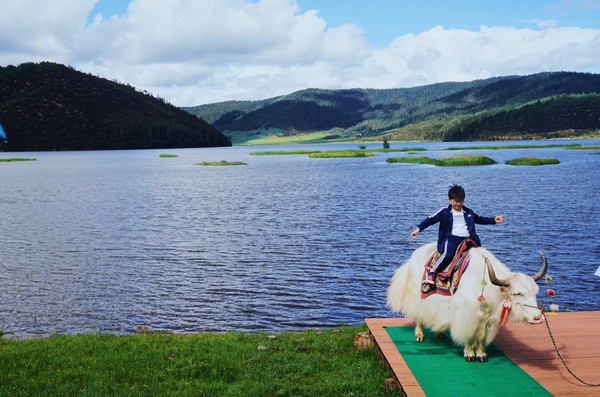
185,72,600,142
0,62,231,151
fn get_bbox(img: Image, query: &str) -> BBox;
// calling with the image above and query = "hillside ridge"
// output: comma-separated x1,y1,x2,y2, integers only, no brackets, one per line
185,71,600,143
0,62,231,151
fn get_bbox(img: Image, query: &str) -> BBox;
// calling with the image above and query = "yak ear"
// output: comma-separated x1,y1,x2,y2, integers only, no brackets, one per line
531,252,548,281
484,256,510,287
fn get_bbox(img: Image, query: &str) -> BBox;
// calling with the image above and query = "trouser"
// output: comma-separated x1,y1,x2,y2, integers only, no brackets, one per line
433,235,468,273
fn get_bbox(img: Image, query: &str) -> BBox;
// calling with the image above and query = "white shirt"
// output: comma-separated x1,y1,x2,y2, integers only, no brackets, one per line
452,209,469,237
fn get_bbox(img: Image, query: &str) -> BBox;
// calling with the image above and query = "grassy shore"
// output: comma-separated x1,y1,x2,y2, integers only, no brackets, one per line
0,325,393,397
250,148,426,156
230,131,347,145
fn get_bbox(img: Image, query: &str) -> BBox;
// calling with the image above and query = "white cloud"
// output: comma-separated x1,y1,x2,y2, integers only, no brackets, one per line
365,25,600,88
1,0,599,106
0,0,96,62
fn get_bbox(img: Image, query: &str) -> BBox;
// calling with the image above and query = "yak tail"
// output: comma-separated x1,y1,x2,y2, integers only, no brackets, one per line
387,263,411,313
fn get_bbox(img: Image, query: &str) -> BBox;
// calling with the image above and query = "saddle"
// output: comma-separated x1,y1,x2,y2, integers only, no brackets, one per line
421,239,478,298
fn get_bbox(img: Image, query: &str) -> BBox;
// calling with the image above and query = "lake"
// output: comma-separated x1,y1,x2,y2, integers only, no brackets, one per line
1,140,599,338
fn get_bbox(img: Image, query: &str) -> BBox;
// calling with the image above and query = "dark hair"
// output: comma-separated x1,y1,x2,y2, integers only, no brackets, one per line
448,184,466,201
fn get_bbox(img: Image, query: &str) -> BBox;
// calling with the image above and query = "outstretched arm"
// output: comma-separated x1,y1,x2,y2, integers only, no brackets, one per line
474,212,504,225
412,208,445,236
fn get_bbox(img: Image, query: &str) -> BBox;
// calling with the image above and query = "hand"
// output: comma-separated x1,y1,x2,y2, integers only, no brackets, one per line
495,215,505,224
410,228,420,238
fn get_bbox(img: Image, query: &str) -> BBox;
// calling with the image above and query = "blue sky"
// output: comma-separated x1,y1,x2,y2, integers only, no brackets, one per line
90,0,600,47
2,0,600,105
297,0,600,46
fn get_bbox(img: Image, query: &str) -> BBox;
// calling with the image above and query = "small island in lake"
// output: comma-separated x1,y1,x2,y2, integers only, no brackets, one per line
196,161,247,166
387,155,496,166
0,158,37,162
505,157,560,166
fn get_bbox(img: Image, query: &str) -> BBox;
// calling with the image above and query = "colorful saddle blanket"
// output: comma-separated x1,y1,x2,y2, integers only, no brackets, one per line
421,239,478,299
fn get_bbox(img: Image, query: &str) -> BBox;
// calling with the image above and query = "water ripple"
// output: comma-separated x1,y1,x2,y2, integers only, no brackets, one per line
0,141,599,337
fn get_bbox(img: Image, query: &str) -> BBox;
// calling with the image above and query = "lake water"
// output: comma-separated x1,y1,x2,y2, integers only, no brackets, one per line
1,140,599,338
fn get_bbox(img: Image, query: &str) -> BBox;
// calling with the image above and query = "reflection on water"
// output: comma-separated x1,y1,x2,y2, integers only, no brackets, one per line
0,140,599,338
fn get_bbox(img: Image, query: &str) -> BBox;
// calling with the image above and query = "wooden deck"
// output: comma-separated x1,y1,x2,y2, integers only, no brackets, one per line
366,311,600,396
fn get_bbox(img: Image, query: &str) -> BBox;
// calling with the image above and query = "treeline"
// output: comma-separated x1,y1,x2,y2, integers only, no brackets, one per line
186,72,600,143
438,94,600,141
0,62,231,151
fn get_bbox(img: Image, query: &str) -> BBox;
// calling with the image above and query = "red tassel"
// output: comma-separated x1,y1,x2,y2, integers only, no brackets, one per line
499,300,511,326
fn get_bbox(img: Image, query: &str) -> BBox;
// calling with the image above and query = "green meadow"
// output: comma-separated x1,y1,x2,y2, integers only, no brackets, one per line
0,325,393,397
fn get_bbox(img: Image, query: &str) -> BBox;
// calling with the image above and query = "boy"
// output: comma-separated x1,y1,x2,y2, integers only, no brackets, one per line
410,185,504,287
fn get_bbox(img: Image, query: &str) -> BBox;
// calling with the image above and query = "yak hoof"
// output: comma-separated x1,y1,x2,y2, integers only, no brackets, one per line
477,356,488,363
465,356,476,362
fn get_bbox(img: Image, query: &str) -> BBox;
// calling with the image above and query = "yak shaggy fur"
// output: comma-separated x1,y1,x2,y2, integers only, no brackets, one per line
387,243,545,361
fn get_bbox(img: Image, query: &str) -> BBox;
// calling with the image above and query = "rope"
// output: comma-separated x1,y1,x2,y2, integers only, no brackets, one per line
542,310,600,387
482,254,598,386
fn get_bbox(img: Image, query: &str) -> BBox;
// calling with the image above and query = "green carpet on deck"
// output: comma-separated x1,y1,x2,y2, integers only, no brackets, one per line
386,326,552,396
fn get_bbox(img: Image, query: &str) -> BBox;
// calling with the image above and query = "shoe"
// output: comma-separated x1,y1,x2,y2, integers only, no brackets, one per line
423,271,436,285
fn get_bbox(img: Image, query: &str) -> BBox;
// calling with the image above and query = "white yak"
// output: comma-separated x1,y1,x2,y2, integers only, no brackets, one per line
387,243,547,362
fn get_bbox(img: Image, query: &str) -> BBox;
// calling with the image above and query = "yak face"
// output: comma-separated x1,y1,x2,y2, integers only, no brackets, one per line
488,253,548,325
500,274,544,324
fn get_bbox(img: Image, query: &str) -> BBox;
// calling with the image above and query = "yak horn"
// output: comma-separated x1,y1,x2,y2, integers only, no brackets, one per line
484,256,510,287
531,252,548,281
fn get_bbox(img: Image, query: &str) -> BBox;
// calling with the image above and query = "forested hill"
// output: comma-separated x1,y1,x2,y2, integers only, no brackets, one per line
0,62,231,151
185,72,600,143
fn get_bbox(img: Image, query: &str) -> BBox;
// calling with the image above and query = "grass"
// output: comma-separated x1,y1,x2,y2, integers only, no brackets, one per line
250,148,427,156
386,156,439,165
505,157,560,166
387,155,496,166
566,145,600,150
159,154,179,158
0,325,393,397
0,158,37,162
439,155,497,166
230,131,348,145
308,150,375,158
444,143,581,150
196,161,247,166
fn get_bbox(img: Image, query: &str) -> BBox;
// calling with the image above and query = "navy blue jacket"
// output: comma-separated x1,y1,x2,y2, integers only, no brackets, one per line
416,205,496,253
